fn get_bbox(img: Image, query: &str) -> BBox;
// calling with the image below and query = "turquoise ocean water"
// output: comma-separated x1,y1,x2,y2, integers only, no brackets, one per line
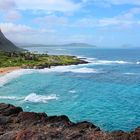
1,46,140,131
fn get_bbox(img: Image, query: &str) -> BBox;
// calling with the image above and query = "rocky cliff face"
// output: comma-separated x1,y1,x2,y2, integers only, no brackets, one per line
0,103,140,140
0,29,23,52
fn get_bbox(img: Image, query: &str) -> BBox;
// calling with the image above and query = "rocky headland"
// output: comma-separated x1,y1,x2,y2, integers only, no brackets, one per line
0,103,140,140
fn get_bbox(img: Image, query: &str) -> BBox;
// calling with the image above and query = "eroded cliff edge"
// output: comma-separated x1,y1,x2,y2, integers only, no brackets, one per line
0,103,140,140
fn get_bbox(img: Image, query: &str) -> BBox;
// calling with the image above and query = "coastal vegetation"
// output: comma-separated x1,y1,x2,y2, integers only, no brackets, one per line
0,51,86,68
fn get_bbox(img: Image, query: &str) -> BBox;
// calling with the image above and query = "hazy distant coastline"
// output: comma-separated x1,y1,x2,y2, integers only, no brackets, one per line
20,43,96,48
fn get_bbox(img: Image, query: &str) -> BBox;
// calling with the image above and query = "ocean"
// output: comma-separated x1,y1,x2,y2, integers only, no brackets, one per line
0,46,140,132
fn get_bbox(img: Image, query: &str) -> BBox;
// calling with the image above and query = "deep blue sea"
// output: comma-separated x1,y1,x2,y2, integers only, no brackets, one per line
1,46,140,132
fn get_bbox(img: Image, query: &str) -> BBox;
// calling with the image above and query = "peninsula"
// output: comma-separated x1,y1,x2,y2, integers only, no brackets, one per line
0,30,87,74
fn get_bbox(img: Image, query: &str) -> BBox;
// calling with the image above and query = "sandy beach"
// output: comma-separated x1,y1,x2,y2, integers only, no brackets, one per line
0,67,21,75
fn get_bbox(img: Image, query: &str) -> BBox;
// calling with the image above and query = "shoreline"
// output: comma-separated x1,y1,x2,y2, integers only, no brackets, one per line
0,67,21,75
1,103,140,140
0,53,88,75
0,51,88,70
0,57,88,75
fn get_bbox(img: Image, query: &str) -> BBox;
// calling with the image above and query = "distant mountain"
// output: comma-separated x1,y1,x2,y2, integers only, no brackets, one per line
22,43,96,48
121,44,134,48
0,29,24,52
63,43,95,47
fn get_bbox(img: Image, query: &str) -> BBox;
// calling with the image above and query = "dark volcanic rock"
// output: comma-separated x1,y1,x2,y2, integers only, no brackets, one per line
0,103,140,140
0,103,23,116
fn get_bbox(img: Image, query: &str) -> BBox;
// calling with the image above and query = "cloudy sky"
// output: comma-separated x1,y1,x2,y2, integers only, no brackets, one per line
0,0,140,47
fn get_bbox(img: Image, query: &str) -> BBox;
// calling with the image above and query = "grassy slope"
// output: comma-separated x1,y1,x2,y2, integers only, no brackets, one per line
0,52,85,68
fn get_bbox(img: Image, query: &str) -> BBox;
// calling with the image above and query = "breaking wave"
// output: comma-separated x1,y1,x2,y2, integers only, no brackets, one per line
38,66,99,74
0,93,58,104
136,61,140,65
0,66,99,87
0,69,34,87
85,58,131,65
24,93,58,103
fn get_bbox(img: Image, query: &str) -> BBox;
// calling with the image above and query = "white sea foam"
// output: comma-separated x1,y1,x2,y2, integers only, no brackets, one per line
69,67,97,73
124,72,138,75
87,59,140,65
39,66,99,74
0,65,99,87
92,60,131,65
136,61,140,64
24,93,58,103
0,69,34,87
69,90,76,93
0,93,58,103
0,96,22,100
86,59,131,65
76,55,85,59
84,57,97,63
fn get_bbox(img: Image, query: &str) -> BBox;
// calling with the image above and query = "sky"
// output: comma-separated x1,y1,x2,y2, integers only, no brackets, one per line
0,0,140,47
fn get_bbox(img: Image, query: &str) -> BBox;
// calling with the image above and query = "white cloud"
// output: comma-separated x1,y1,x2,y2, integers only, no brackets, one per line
98,7,140,27
105,0,140,5
30,7,140,36
0,0,81,12
0,0,16,10
0,0,21,21
73,7,140,28
14,0,81,12
83,0,140,6
5,10,21,21
1,1,140,46
0,23,35,34
0,22,97,45
0,0,81,22
0,23,56,44
35,15,68,26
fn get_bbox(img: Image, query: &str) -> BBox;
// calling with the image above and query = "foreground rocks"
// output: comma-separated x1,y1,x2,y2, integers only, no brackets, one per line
0,103,140,140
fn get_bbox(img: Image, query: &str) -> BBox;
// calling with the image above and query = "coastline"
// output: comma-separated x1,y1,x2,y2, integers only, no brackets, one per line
1,103,140,140
0,56,88,75
0,67,21,75
1,58,140,139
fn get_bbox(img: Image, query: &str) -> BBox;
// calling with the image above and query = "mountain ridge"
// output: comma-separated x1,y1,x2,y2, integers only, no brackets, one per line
0,29,23,52
21,43,96,48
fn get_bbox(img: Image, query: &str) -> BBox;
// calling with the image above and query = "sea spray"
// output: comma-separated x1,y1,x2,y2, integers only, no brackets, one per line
0,93,58,104
24,93,58,103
